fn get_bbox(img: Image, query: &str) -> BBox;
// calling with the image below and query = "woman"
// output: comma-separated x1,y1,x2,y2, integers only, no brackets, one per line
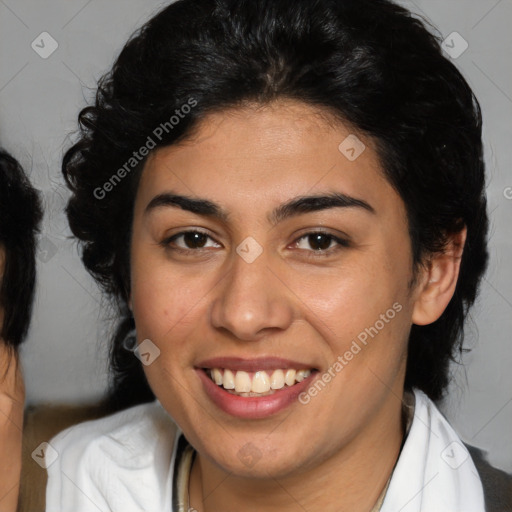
0,148,42,512
46,0,511,510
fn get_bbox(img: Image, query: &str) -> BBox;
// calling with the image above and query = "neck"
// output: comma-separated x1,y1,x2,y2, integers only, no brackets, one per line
189,391,405,512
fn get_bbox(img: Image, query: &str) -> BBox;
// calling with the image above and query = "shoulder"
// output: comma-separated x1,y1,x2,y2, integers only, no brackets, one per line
49,400,178,459
46,401,179,512
464,444,512,512
406,389,511,511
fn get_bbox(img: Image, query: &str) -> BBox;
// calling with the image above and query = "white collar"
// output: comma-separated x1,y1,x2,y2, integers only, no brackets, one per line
169,389,485,512
380,388,485,512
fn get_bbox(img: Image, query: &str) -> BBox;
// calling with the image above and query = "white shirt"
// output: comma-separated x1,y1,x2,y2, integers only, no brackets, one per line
46,388,485,512
45,401,179,512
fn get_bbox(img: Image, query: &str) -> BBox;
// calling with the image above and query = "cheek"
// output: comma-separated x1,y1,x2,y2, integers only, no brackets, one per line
297,253,405,332
130,261,206,407
130,241,195,334
300,252,412,381
131,269,205,342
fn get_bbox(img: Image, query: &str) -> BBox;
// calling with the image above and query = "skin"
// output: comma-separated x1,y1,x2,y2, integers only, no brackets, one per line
0,244,25,512
129,99,465,512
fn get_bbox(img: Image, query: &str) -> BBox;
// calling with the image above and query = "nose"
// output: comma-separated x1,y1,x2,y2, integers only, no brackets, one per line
209,249,295,341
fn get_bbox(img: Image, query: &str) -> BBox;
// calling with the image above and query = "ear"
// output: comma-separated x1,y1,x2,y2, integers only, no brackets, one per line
412,227,467,326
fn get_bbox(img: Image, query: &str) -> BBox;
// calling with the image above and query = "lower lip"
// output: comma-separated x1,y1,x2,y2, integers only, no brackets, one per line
196,369,317,419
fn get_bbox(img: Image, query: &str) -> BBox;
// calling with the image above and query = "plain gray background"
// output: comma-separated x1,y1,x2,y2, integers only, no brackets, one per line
0,0,511,471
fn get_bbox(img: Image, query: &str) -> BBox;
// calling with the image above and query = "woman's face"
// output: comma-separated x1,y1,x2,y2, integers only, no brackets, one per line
130,100,421,478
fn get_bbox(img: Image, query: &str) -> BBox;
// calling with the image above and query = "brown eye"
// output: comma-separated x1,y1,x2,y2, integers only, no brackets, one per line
294,231,350,256
307,233,333,251
162,231,221,251
181,232,208,249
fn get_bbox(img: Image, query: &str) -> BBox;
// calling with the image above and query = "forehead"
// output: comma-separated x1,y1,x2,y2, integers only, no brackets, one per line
136,100,400,219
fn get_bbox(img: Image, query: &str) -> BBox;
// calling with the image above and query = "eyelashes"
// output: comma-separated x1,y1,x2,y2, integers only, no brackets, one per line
160,229,350,258
293,232,350,253
161,231,220,251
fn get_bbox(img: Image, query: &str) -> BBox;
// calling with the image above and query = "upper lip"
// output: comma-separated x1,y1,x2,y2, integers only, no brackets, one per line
196,357,317,372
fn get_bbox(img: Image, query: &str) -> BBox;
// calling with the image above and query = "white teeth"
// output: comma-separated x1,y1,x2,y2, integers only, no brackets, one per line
208,367,313,394
270,369,285,390
251,371,271,393
223,369,235,389
234,371,252,393
295,369,311,382
284,369,296,386
212,368,223,386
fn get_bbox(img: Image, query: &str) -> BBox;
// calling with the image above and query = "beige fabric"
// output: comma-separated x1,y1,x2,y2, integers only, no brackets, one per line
176,444,195,512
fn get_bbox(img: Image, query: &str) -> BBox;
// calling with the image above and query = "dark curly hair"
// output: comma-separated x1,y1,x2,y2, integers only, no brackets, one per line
0,148,43,350
62,0,488,410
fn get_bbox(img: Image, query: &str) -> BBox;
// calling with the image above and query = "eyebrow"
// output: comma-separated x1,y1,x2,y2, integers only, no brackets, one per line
144,191,375,225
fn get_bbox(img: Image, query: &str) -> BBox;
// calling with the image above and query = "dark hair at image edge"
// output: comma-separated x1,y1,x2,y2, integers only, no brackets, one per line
62,0,488,411
0,149,43,354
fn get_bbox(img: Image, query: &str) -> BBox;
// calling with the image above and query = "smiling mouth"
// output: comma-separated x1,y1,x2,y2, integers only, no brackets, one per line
205,368,316,397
